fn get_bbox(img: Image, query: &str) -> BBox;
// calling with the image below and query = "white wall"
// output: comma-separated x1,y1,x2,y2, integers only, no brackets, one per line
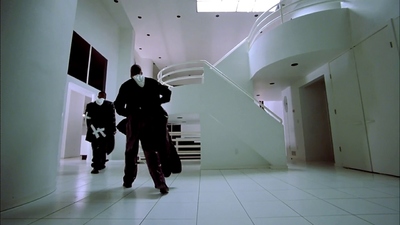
343,0,400,45
263,101,284,120
74,0,120,99
114,28,135,160
64,90,86,158
60,76,99,160
352,24,399,176
214,40,254,96
282,88,297,160
201,114,274,169
393,17,399,51
134,52,155,79
68,0,134,161
181,124,201,138
285,10,399,175
1,0,78,210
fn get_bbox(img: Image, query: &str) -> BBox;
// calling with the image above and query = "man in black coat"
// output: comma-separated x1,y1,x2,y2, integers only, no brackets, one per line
114,64,171,194
85,91,116,174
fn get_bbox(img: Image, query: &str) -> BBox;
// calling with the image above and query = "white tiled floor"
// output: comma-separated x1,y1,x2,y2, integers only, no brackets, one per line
1,158,399,225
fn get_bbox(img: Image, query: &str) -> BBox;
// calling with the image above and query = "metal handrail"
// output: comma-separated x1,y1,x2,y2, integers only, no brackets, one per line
157,60,283,123
247,0,343,48
157,61,205,87
202,60,283,123
164,75,203,85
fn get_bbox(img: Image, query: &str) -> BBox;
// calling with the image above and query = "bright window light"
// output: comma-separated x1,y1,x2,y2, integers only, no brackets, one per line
197,0,280,13
237,0,255,12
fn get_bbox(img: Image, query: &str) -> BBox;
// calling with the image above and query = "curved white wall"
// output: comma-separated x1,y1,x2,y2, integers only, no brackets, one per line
249,9,350,78
1,0,78,210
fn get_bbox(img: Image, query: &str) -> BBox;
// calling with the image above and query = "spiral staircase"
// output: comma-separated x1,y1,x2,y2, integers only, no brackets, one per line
157,0,349,169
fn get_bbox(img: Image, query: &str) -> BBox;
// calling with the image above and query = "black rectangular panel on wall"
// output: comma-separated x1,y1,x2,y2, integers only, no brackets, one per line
67,31,90,83
88,47,108,91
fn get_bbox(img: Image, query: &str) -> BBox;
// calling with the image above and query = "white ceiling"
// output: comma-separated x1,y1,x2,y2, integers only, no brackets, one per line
121,0,260,70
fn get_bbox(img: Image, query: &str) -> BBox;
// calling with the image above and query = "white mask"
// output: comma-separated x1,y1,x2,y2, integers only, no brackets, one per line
96,98,105,105
133,75,145,87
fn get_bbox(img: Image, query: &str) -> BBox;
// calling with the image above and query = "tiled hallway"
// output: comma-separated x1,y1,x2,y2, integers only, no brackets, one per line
1,158,399,225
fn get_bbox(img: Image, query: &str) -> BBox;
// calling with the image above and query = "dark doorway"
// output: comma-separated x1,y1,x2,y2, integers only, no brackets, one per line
299,76,334,163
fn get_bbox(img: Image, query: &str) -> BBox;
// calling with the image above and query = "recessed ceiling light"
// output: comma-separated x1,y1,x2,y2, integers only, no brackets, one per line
291,63,299,66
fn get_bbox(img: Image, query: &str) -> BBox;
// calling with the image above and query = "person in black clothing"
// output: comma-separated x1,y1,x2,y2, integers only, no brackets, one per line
116,112,182,181
85,91,116,174
114,64,171,194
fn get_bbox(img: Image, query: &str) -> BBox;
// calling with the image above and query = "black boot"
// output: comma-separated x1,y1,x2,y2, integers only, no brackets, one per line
123,148,139,188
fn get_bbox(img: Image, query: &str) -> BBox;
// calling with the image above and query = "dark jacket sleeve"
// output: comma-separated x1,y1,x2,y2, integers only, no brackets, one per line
159,83,171,104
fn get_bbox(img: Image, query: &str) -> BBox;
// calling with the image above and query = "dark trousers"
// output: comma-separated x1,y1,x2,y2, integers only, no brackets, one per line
91,139,107,170
123,140,139,185
124,115,167,189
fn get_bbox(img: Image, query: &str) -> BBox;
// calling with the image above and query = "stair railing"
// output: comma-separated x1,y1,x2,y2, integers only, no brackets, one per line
157,60,283,123
247,0,343,48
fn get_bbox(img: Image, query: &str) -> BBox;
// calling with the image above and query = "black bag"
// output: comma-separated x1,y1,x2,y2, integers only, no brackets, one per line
106,136,115,155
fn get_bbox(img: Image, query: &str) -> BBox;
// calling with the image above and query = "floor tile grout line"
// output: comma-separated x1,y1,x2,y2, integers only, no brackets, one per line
220,169,257,225
241,168,312,223
29,174,137,223
82,185,144,224
195,167,203,225
138,168,184,225
242,168,376,223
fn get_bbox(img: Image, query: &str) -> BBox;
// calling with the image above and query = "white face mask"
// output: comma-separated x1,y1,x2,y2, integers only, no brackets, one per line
133,75,145,87
96,98,105,105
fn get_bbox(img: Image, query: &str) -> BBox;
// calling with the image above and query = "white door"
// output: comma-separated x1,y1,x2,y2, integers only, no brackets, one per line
354,25,400,176
329,51,372,171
